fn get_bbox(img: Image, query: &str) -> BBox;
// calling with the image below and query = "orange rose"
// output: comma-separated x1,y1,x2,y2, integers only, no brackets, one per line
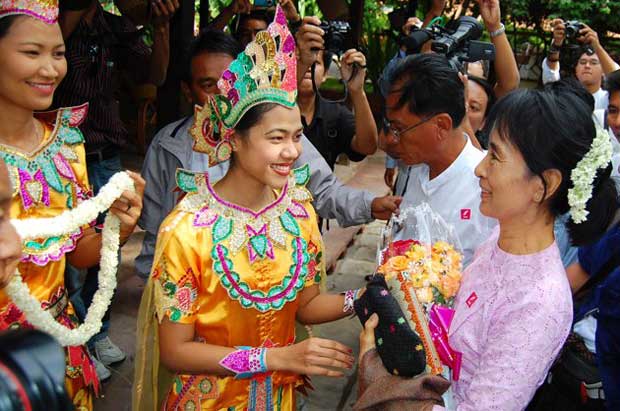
388,256,409,272
438,275,460,299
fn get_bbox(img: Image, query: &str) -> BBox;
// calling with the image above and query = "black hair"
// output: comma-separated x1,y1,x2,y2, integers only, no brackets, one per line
182,29,242,83
388,53,465,128
234,10,270,40
544,77,595,112
605,69,620,94
0,15,19,39
315,49,334,73
468,75,496,119
234,103,279,136
482,88,619,246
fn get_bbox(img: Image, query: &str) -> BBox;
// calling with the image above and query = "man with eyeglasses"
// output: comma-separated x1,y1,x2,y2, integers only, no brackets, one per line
381,53,496,267
543,19,620,111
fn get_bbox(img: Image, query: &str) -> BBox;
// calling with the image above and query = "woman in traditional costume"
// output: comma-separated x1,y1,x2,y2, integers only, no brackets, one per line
133,7,362,411
0,1,144,408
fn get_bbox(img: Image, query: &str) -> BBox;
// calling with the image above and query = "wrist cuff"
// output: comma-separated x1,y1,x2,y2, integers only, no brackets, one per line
220,347,268,379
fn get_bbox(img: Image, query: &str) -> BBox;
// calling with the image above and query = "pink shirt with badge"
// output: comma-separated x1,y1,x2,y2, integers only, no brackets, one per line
436,227,573,411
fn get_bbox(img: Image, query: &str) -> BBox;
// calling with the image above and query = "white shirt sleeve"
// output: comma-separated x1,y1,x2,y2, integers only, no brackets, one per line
541,57,560,85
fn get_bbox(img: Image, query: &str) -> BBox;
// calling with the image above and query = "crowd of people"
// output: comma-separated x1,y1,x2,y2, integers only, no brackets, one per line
0,0,619,410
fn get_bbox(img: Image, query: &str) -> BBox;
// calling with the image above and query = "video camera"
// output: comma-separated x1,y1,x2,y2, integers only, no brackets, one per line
0,329,72,411
401,16,495,72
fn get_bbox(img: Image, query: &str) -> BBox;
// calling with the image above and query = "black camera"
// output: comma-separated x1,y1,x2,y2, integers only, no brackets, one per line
318,20,353,57
0,329,72,411
564,20,586,41
402,16,495,72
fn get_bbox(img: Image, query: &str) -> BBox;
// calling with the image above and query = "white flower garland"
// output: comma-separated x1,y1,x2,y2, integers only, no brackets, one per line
568,126,613,224
5,172,134,347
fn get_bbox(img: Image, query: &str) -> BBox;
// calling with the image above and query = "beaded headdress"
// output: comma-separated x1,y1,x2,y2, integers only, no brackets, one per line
0,0,58,23
190,5,297,166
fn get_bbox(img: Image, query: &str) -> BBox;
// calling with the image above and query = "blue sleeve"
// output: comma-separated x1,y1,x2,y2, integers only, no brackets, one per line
554,215,579,268
578,225,620,277
385,155,398,169
595,268,620,409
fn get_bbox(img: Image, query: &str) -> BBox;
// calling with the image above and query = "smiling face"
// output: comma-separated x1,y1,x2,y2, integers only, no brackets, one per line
0,16,66,111
475,129,547,223
231,104,304,190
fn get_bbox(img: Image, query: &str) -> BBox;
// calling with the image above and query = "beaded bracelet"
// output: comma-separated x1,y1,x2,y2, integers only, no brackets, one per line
343,289,361,314
219,347,268,379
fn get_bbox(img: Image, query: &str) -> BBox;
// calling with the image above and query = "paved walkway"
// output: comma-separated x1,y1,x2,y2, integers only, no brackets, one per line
94,153,389,410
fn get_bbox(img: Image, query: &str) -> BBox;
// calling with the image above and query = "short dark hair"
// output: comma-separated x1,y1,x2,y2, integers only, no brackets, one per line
388,53,465,128
234,10,270,37
605,69,620,95
544,77,595,112
482,88,619,246
182,29,242,83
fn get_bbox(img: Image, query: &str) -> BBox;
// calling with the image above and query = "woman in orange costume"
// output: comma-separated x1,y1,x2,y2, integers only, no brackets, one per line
0,1,144,408
133,6,364,411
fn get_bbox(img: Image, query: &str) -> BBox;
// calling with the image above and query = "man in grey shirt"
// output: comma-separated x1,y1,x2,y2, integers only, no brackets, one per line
136,30,401,279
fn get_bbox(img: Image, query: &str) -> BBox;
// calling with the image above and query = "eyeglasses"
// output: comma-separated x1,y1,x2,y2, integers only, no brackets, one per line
578,59,600,66
382,114,435,142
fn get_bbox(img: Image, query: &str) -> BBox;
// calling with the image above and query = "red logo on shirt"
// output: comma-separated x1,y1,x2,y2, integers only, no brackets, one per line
466,292,478,308
460,209,471,220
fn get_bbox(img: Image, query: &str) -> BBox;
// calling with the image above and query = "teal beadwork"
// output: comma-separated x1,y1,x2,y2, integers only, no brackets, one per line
176,169,199,193
212,216,233,244
279,211,300,236
293,164,310,186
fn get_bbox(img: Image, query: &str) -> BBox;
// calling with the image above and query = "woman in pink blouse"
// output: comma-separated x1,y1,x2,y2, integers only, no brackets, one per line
355,86,619,410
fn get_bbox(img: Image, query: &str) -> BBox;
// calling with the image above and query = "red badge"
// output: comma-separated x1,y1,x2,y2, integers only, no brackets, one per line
460,209,471,220
466,292,478,308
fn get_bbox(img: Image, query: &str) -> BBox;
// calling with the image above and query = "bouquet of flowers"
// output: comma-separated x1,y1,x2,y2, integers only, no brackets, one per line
355,203,463,380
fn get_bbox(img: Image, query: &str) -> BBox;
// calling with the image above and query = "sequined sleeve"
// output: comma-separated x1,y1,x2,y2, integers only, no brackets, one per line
152,211,202,324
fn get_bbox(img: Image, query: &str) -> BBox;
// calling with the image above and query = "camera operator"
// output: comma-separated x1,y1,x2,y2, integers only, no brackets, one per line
295,17,378,170
543,19,620,110
0,160,20,290
209,0,300,47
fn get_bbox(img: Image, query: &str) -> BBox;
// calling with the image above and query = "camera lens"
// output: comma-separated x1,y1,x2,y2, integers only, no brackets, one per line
0,330,72,411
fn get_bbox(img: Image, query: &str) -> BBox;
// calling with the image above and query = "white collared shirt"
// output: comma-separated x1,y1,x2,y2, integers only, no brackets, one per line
401,137,497,267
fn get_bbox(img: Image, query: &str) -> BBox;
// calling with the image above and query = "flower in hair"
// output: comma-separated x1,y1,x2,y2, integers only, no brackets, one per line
567,126,613,224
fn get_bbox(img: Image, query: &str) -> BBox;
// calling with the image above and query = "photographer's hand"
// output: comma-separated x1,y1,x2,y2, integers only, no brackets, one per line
340,49,367,91
278,0,300,23
402,17,422,36
551,18,566,47
295,16,324,89
579,24,620,75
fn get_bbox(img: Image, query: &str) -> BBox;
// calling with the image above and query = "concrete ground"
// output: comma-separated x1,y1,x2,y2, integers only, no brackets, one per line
93,153,390,410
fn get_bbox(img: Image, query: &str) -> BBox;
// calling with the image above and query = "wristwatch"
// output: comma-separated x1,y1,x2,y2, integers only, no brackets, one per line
549,41,562,54
489,23,505,38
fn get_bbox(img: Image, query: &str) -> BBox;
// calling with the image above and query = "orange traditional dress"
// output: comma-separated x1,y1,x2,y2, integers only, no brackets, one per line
0,104,99,410
140,165,324,411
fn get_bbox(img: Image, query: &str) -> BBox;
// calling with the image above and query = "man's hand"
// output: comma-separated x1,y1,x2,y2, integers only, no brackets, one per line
295,16,324,69
476,0,501,32
151,0,180,28
384,168,396,189
402,17,422,36
579,24,601,50
278,0,300,22
551,18,566,47
340,49,367,92
231,0,251,14
371,195,402,220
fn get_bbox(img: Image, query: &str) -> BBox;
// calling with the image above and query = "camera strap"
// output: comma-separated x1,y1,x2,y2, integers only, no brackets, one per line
311,61,349,104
